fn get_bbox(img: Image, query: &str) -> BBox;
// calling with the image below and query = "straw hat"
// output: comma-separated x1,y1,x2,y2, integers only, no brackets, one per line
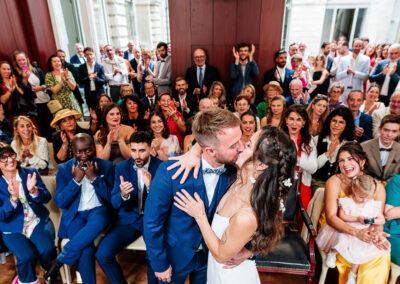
262,81,283,94
50,109,82,128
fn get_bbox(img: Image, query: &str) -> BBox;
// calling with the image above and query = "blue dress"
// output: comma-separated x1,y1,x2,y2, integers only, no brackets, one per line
384,175,400,265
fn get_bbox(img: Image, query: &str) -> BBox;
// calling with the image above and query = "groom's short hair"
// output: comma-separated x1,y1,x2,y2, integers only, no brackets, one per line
192,108,240,147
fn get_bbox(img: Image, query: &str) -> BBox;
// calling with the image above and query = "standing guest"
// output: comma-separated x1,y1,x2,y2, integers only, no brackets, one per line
0,61,36,122
313,107,355,187
185,48,220,103
330,41,338,58
233,95,260,129
70,43,86,68
137,49,156,94
96,131,162,284
365,43,377,71
328,82,346,111
12,51,52,140
89,94,111,134
103,45,129,102
11,116,53,175
0,145,56,284
307,95,329,136
208,81,227,109
257,81,283,119
94,103,134,166
369,43,400,106
115,48,136,83
372,93,400,137
282,104,318,209
45,55,82,113
330,42,350,80
299,42,309,64
321,42,334,72
148,112,181,160
290,54,308,89
376,44,384,62
146,42,172,95
78,47,106,111
382,44,390,60
240,111,257,144
120,95,149,131
286,43,299,68
173,77,198,120
51,109,91,165
45,134,114,284
263,49,294,97
156,92,186,148
123,41,135,61
360,84,385,116
141,81,158,112
285,79,310,107
0,105,13,144
310,55,330,99
260,95,286,128
336,38,370,103
129,47,142,95
362,114,400,182
230,43,259,100
117,83,135,106
347,90,373,142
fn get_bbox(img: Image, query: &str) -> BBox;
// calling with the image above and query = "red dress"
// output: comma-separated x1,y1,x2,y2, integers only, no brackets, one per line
296,134,312,211
167,111,184,148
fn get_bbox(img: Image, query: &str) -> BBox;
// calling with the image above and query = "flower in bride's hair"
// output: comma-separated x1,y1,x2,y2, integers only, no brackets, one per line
280,199,286,213
283,178,292,188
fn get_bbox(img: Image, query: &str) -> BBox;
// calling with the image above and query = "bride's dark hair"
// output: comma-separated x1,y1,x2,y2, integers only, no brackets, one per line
250,126,297,254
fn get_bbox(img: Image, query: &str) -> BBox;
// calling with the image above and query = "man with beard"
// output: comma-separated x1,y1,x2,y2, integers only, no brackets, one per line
321,42,334,72
45,133,114,284
146,42,172,94
95,131,162,284
173,77,198,120
230,43,259,101
263,49,295,97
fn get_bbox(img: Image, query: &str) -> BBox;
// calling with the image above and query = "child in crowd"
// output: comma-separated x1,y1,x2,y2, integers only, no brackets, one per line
316,175,388,284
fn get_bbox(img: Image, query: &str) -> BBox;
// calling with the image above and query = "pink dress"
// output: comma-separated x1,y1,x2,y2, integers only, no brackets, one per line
316,197,389,264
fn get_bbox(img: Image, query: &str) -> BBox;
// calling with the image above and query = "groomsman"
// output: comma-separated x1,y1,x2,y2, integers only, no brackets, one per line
96,131,162,284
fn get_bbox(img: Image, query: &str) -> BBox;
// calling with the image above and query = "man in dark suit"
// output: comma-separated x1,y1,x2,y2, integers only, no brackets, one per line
263,49,295,97
321,42,334,72
173,77,197,120
144,108,249,284
45,133,114,284
362,114,400,182
78,47,106,110
96,131,162,284
369,43,400,105
185,48,220,103
70,43,86,68
347,90,373,142
141,81,158,112
129,48,142,95
123,41,135,61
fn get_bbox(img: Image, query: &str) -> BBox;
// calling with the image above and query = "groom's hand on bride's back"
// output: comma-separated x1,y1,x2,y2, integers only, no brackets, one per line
222,247,252,269
155,265,172,282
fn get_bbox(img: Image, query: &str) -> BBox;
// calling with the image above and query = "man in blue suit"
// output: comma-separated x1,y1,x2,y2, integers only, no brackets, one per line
96,131,162,284
369,43,400,105
70,43,86,68
263,49,294,97
230,43,259,101
321,42,334,72
78,47,107,110
347,90,373,142
144,108,247,284
45,133,114,284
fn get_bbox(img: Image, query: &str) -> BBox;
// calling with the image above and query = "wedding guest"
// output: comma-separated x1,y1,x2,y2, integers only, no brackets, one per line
89,94,111,134
208,81,227,109
360,84,385,116
307,95,329,136
233,95,260,129
260,95,286,128
257,81,283,119
120,95,149,131
328,82,346,111
240,111,257,144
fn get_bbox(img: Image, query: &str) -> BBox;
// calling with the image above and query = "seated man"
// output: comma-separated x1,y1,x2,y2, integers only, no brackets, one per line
95,131,162,284
45,133,114,284
285,79,310,107
347,90,373,142
362,114,400,182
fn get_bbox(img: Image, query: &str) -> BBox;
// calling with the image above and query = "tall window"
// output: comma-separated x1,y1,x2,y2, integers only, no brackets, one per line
125,0,137,43
93,0,109,45
321,7,367,43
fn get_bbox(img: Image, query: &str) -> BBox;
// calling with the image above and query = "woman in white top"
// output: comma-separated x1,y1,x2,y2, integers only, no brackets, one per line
359,84,385,116
11,116,53,175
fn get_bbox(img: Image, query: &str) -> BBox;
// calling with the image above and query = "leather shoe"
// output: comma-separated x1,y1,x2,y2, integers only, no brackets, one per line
44,259,62,284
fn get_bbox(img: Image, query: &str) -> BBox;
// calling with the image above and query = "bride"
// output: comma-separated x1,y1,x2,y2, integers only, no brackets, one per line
172,126,297,284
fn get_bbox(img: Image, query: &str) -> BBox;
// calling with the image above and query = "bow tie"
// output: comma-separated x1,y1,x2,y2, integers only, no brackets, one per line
161,60,166,62
380,148,392,152
202,168,226,175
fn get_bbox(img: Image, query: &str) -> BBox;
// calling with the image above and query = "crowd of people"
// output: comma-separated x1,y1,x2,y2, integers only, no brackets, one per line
0,35,399,284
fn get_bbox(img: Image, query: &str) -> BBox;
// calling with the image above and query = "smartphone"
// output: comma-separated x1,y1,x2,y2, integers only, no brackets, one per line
364,218,374,224
22,65,29,72
168,99,175,109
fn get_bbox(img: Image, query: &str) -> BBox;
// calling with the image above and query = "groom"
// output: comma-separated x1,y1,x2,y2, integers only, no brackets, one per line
143,108,246,283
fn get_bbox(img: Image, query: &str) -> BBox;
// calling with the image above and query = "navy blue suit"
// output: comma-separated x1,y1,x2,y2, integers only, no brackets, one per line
285,95,310,107
263,67,295,97
141,95,158,112
230,60,259,100
70,54,86,68
78,62,106,110
356,112,373,143
0,167,56,283
143,160,236,284
369,59,400,100
96,156,162,284
326,56,334,72
55,157,114,284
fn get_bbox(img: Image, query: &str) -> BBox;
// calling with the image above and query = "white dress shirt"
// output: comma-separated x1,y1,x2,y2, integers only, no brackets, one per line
276,66,286,82
381,61,397,96
178,94,190,114
76,176,102,211
136,159,150,214
379,138,393,167
201,156,224,206
86,62,96,91
103,56,128,86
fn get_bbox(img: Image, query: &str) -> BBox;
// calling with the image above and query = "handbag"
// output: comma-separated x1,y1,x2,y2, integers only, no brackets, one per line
47,100,63,115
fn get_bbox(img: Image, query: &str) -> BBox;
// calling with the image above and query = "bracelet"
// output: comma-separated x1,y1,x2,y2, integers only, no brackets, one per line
195,212,206,220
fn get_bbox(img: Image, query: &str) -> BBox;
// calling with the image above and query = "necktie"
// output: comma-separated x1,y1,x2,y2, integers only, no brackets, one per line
133,164,149,214
202,168,226,175
150,98,154,109
380,148,392,152
198,67,204,88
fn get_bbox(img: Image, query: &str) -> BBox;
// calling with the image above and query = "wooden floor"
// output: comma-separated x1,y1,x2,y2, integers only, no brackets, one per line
0,250,322,284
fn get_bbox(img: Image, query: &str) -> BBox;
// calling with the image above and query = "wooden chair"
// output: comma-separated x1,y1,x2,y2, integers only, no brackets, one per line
390,262,400,284
47,142,58,172
256,172,317,283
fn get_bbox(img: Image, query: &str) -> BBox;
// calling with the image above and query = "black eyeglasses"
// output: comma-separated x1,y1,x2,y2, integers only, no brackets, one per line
0,153,16,163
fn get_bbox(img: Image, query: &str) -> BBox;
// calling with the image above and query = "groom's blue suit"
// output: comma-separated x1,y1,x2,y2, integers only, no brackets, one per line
143,160,236,284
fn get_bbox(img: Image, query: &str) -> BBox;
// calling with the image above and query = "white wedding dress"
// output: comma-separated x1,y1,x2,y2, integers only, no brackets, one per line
206,213,261,284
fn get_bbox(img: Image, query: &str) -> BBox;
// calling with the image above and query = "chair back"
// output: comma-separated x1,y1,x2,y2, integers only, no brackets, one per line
42,175,61,242
48,142,58,171
283,171,302,223
301,187,325,242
